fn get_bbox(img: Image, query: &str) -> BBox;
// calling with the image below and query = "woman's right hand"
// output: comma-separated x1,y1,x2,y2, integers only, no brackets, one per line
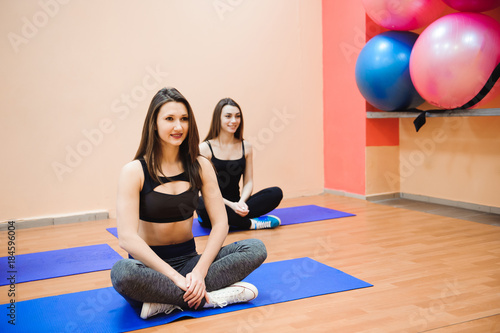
173,274,189,292
230,201,249,217
172,274,205,309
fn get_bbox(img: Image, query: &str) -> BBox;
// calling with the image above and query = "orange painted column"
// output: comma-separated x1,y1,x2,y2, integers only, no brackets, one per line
322,0,367,195
364,16,399,149
366,118,399,147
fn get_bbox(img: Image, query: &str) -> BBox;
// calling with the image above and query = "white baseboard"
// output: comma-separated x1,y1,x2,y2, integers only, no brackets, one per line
400,193,499,214
323,189,367,200
323,189,401,201
0,210,109,231
324,189,499,214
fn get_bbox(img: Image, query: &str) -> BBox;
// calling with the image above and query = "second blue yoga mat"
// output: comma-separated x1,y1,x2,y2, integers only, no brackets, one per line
1,257,372,332
0,244,123,286
107,204,355,238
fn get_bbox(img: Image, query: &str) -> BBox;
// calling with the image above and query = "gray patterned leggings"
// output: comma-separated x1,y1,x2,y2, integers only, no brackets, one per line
110,238,267,309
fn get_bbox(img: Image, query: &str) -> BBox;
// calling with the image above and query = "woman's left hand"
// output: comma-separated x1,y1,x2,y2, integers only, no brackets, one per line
183,270,207,309
234,201,249,217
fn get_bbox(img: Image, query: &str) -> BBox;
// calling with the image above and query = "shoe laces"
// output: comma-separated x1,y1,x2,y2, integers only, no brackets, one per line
150,303,181,317
208,288,247,308
255,220,272,229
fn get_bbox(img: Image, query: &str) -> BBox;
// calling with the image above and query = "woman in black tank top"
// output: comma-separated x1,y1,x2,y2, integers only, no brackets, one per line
197,98,283,230
111,88,267,319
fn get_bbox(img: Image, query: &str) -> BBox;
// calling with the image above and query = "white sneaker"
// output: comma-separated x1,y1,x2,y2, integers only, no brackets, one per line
140,302,182,319
204,282,258,308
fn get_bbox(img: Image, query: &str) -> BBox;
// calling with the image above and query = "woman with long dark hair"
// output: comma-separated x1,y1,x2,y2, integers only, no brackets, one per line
197,98,283,230
110,88,267,319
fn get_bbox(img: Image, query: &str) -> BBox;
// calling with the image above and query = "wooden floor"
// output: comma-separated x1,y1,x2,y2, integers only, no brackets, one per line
1,193,500,332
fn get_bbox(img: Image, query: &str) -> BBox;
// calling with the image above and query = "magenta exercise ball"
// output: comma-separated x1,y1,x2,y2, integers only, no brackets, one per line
361,0,446,31
410,12,500,109
442,0,500,12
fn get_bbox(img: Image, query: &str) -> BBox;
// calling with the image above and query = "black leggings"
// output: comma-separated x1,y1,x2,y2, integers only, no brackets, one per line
197,186,283,229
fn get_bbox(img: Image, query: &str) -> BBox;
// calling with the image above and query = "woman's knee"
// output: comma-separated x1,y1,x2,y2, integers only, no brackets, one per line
110,259,142,290
270,186,283,201
244,238,268,263
262,187,282,206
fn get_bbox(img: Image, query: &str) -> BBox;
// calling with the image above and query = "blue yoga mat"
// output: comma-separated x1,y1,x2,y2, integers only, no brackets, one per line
107,205,355,238
0,244,123,286
0,257,371,332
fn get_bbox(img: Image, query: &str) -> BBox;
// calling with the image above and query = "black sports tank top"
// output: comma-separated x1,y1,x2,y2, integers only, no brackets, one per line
206,141,246,202
138,158,199,223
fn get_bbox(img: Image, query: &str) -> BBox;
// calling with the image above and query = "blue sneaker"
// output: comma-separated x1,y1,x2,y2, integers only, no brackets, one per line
250,215,281,229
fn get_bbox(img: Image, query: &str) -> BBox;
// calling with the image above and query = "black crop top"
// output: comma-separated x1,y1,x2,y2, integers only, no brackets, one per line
206,141,246,202
138,158,199,223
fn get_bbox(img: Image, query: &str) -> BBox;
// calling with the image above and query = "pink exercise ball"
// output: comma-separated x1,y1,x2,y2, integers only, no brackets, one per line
362,0,447,31
442,0,500,12
410,12,500,109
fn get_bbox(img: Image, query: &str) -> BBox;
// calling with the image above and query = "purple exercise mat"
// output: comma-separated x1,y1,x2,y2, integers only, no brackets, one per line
0,244,123,285
107,204,355,238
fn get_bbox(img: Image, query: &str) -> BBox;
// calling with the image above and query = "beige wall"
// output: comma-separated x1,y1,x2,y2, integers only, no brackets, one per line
400,116,500,208
365,146,400,196
0,0,324,222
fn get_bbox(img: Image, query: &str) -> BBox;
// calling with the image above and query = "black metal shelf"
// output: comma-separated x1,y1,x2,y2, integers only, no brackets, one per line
366,108,500,118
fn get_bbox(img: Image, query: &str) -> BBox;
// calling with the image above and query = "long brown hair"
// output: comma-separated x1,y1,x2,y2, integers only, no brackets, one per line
134,87,202,189
204,98,244,141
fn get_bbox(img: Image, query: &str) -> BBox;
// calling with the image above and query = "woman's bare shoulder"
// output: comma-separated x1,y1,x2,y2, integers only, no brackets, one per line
199,141,212,158
119,159,143,183
242,140,252,154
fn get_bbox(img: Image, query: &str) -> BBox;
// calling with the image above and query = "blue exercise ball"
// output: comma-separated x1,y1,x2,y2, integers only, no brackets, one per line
355,31,425,111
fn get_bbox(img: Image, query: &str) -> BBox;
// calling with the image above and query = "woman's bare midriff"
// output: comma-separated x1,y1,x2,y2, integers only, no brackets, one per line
138,217,194,246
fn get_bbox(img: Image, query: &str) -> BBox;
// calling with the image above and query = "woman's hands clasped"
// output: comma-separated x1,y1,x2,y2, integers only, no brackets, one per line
174,270,207,309
230,200,249,217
